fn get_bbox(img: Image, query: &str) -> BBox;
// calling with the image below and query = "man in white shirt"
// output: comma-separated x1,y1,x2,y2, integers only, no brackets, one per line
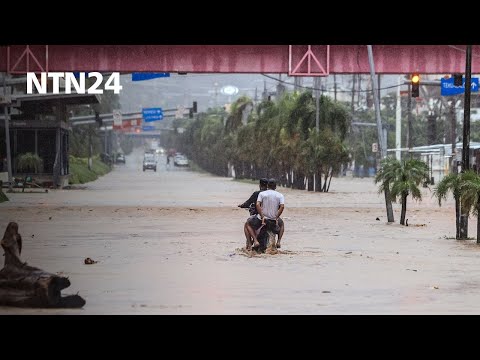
255,178,285,248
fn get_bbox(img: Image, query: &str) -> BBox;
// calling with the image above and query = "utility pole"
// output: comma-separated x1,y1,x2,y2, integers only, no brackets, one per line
314,76,321,191
351,74,356,114
276,74,286,99
88,124,93,170
462,45,472,173
2,73,13,192
427,111,436,145
315,77,320,133
294,77,302,92
377,74,381,100
104,128,108,154
460,45,472,240
407,83,413,153
450,99,457,174
395,75,402,161
357,74,362,108
367,45,394,223
333,74,337,101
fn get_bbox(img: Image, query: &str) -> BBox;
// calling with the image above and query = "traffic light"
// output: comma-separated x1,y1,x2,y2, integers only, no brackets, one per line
411,73,420,98
192,101,197,113
454,73,463,86
189,108,193,118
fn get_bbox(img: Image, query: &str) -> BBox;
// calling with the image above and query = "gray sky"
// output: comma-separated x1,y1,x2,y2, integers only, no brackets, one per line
119,73,403,113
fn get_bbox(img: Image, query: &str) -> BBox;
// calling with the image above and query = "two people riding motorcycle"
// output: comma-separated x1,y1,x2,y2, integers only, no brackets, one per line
238,178,285,251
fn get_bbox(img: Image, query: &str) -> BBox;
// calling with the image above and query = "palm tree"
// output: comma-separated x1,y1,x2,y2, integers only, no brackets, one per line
375,157,429,225
375,157,397,223
458,170,480,242
433,172,463,239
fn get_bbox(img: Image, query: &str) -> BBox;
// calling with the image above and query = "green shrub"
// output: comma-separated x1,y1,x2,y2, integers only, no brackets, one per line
69,155,111,185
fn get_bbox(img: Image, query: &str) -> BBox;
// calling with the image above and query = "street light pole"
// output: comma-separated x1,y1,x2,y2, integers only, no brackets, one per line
367,45,394,223
315,77,320,133
407,83,413,152
462,45,472,173
2,73,13,192
460,45,472,240
395,75,402,161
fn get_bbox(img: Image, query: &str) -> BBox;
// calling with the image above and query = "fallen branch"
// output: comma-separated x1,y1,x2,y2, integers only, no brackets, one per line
0,222,85,308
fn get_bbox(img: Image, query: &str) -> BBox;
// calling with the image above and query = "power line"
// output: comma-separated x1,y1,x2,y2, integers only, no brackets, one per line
448,45,480,58
261,74,403,93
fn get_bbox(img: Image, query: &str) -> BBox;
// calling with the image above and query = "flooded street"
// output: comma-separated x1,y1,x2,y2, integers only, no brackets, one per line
1,148,479,314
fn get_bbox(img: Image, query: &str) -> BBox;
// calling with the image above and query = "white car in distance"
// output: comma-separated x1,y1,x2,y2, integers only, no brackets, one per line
174,154,189,167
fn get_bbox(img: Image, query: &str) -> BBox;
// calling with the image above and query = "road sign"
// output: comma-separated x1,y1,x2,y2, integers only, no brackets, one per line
142,108,163,122
372,143,378,153
132,73,170,81
441,77,479,96
113,109,122,126
142,125,156,131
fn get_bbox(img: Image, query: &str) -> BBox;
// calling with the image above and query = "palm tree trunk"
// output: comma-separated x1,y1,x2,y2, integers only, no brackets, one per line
287,169,293,188
307,173,314,191
326,168,334,192
315,168,322,192
293,171,305,189
322,169,329,192
460,199,469,239
459,215,469,239
384,185,395,223
280,170,287,188
400,193,407,225
455,195,460,239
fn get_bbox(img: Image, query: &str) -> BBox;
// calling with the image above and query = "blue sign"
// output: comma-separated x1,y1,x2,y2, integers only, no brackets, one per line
132,73,170,81
142,108,163,122
73,72,89,78
142,125,156,131
441,77,479,96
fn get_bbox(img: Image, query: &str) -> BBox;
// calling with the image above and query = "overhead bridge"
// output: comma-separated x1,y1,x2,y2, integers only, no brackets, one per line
0,45,477,75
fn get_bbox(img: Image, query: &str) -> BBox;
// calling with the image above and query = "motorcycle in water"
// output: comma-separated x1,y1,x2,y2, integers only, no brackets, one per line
245,206,280,253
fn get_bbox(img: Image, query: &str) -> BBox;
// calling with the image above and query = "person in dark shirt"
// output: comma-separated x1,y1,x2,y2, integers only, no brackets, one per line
238,178,268,249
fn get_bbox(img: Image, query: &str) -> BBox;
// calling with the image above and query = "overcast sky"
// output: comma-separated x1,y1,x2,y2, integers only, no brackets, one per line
119,73,406,113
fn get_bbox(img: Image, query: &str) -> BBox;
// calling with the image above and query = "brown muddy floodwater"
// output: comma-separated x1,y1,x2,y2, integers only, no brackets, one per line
1,148,479,314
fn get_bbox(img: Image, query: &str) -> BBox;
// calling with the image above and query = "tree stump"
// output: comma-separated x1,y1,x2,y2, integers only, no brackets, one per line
0,222,86,308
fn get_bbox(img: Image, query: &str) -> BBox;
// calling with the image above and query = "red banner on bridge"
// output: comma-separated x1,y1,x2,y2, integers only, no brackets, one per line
113,118,142,130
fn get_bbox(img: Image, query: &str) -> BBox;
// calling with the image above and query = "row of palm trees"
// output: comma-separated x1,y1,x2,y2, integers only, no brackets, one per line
177,90,480,240
375,156,480,242
179,92,351,191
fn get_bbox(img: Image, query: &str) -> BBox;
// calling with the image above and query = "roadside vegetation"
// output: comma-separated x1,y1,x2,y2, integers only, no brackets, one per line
69,156,111,185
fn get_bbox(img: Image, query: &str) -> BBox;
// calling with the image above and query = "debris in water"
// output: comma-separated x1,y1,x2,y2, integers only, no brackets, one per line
84,257,98,265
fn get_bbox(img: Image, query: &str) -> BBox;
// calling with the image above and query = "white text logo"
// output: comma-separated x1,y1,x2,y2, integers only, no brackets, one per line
26,72,123,94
